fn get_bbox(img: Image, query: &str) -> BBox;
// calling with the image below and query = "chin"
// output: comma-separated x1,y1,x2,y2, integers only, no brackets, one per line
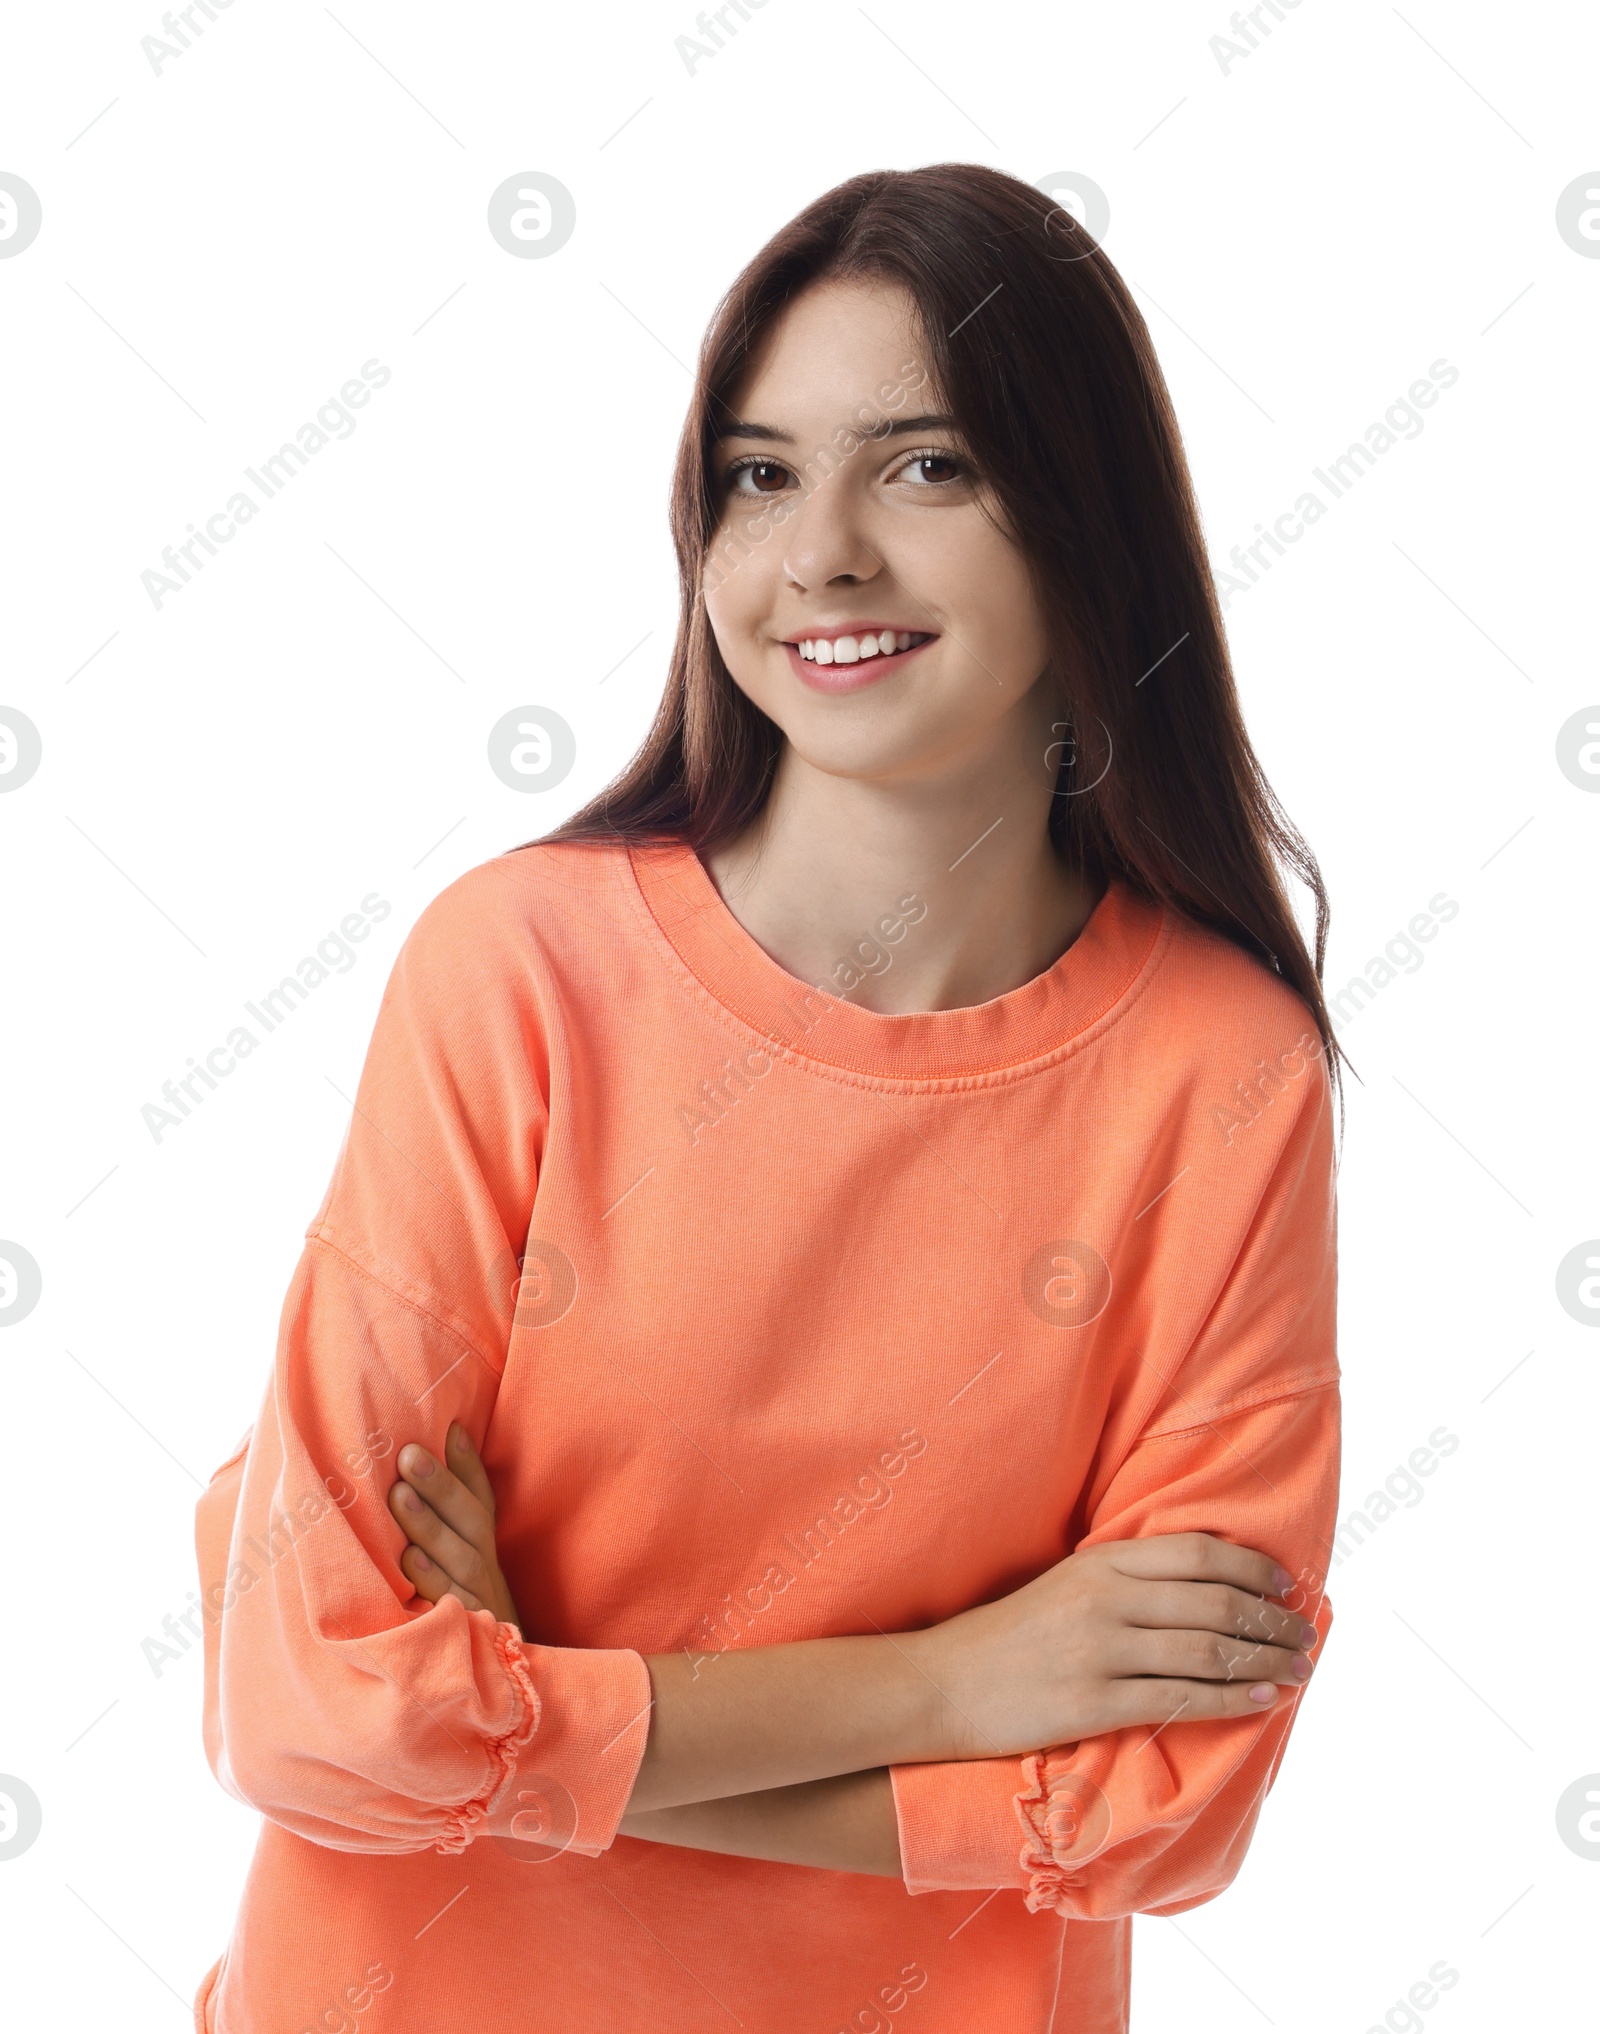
779,716,961,785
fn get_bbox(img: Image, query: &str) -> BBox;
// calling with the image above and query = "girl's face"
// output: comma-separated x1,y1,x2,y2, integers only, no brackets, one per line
703,277,1060,793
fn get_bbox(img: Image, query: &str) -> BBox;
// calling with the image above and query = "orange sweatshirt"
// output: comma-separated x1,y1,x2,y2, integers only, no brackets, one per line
193,836,1339,2034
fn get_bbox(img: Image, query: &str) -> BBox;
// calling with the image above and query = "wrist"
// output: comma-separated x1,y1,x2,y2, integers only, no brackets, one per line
892,1622,975,1765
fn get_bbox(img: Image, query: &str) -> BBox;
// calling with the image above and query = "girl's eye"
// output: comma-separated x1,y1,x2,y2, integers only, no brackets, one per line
726,458,793,496
898,452,964,486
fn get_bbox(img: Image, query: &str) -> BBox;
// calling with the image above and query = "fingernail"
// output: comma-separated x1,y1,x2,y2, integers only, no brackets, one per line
1272,1567,1293,1594
1291,1655,1313,1680
1249,1683,1276,1704
413,1548,431,1569
400,1486,422,1511
407,1449,434,1477
1301,1623,1319,1649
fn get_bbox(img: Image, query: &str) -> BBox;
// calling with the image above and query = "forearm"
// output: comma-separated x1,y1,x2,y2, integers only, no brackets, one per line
626,1632,952,1814
619,1768,903,1877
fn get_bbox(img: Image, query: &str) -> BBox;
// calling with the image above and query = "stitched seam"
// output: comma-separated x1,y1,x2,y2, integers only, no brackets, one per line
304,1228,503,1382
619,847,1177,1096
1013,1695,1293,1913
1136,1373,1340,1442
276,1231,536,1857
433,1621,543,1855
205,1428,254,1482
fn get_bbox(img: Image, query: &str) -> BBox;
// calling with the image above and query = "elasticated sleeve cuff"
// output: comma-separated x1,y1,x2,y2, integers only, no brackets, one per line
472,1637,654,1857
889,1756,1036,1897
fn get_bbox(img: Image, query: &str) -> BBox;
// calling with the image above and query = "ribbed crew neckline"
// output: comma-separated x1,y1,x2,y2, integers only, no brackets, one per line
624,836,1168,1086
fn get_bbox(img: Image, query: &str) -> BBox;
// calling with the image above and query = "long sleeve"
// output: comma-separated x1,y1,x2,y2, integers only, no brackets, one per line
193,866,653,1857
890,1045,1340,1919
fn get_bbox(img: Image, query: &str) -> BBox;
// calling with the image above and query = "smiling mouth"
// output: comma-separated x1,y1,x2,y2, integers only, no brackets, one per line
779,627,939,689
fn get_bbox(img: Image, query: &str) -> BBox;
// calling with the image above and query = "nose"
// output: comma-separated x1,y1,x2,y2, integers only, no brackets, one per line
779,468,885,592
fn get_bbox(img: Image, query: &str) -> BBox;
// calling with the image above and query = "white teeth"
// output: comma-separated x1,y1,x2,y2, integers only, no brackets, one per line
794,629,931,661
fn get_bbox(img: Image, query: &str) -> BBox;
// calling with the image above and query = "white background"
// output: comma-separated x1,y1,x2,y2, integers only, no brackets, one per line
1,1,1596,2027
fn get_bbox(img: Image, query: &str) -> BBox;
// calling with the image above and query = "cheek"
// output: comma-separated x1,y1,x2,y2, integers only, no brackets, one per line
705,600,761,683
704,531,782,651
904,515,1044,680
976,539,1044,636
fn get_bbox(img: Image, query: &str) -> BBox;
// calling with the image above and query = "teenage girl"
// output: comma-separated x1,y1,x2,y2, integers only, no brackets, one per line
195,163,1340,2034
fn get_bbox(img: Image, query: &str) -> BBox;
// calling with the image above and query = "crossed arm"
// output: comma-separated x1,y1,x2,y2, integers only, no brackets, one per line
384,1422,1320,1879
620,1769,904,1876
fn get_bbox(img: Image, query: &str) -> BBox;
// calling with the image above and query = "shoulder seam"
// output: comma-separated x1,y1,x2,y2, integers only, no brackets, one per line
1136,1372,1340,1442
305,1226,506,1385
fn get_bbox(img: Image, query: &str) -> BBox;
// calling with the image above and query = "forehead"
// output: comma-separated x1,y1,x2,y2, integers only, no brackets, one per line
716,277,932,437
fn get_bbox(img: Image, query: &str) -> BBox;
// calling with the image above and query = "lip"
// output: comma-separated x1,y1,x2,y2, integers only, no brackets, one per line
781,628,939,694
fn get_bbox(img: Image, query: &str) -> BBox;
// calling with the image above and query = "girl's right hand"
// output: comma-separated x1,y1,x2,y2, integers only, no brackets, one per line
910,1532,1320,1761
386,1422,526,1638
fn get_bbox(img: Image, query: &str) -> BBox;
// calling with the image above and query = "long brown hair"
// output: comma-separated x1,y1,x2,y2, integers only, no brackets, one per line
527,162,1344,1086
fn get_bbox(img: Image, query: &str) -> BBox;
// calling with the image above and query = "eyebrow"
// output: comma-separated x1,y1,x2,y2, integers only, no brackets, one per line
712,411,957,445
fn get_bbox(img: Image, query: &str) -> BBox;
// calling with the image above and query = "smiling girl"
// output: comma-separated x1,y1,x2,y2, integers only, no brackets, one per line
194,164,1341,2034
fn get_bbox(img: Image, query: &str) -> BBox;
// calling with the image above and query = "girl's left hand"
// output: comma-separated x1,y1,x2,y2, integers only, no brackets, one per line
386,1421,525,1636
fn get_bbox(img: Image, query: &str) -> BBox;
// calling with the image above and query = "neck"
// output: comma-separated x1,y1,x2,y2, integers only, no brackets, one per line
702,713,1102,1017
